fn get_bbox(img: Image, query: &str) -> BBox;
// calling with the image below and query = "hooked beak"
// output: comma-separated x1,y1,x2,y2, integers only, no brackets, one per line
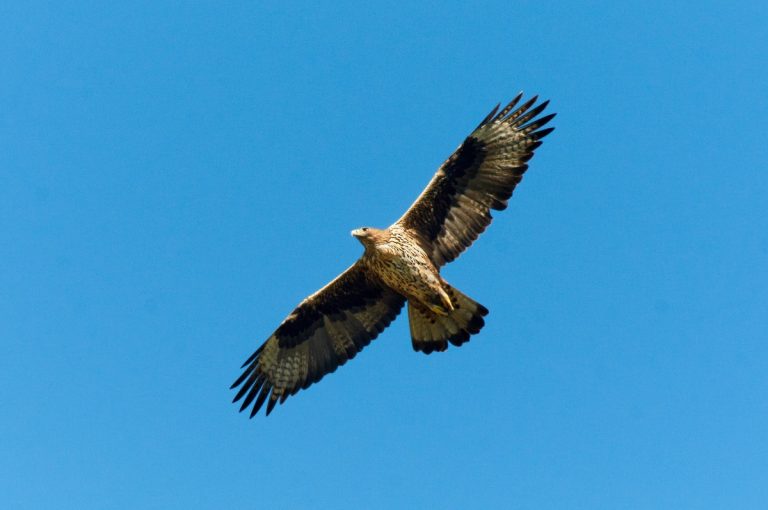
351,229,364,238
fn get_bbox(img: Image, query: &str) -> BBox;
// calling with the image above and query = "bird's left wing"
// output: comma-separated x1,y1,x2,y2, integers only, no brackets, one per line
395,94,555,267
231,261,405,417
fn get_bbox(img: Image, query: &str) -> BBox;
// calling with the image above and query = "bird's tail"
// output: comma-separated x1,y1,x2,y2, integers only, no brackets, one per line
408,284,488,354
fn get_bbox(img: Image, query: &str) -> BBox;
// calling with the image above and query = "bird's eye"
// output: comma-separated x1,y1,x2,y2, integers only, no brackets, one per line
362,227,368,232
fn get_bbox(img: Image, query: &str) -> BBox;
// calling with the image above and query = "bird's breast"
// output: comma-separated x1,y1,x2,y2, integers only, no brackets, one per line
366,241,441,302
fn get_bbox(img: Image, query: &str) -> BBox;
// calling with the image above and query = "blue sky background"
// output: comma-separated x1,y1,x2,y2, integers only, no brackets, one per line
2,1,767,509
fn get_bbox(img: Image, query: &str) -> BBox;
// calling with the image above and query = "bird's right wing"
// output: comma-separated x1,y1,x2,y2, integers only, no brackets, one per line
396,94,555,267
231,261,405,417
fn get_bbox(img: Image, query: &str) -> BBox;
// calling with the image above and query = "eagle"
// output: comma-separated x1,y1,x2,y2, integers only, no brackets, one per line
232,93,555,416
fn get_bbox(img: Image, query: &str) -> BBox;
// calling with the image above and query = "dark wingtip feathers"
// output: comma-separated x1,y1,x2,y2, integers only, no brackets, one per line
487,95,555,143
512,100,549,129
265,397,278,416
239,376,266,413
478,91,555,130
230,369,251,390
531,126,555,141
494,92,524,121
249,385,271,418
475,103,501,130
232,371,256,404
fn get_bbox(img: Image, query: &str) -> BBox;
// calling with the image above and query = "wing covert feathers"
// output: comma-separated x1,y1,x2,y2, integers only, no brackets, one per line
397,94,555,267
231,262,405,417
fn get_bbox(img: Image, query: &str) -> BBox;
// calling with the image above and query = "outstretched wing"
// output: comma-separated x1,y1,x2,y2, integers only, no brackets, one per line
231,261,405,417
396,94,555,267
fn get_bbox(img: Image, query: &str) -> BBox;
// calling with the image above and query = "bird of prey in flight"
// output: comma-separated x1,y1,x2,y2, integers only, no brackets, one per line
232,93,555,416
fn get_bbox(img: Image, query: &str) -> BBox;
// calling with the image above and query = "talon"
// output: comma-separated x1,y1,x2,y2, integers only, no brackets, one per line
438,288,455,312
427,303,450,316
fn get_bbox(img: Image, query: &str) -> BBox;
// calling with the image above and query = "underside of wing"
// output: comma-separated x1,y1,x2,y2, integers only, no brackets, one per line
231,262,405,417
396,94,555,267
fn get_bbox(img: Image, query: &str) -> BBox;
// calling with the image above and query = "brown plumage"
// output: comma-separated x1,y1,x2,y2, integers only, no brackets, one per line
232,93,555,416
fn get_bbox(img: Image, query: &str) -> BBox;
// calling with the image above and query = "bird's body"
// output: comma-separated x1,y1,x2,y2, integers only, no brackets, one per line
232,93,556,416
357,225,450,315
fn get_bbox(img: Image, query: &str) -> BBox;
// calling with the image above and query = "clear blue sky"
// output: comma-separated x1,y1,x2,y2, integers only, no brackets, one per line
2,2,767,509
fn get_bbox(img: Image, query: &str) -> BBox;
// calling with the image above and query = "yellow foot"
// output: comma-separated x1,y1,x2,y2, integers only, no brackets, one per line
438,288,455,312
426,303,450,316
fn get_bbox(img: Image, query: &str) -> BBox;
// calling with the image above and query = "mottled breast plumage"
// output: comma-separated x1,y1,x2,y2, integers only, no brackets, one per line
363,226,444,307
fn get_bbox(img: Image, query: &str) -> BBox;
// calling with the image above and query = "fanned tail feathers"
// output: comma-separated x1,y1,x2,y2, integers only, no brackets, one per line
408,285,488,354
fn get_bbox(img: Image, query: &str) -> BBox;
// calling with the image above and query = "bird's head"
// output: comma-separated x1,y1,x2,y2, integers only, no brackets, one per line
351,226,388,248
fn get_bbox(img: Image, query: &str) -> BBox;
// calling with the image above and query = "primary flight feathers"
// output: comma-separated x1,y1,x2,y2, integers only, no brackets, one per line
232,93,555,416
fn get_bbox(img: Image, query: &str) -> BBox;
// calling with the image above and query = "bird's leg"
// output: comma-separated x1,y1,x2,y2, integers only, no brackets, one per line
438,287,455,312
422,287,454,316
